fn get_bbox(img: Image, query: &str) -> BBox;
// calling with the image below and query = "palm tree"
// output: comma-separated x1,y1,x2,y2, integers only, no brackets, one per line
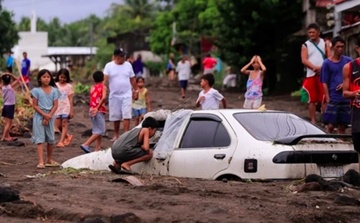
110,0,155,21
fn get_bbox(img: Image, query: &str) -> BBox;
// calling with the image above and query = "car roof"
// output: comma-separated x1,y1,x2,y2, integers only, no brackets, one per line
191,109,290,115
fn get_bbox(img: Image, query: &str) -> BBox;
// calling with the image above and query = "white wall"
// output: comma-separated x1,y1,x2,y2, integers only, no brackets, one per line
13,32,55,71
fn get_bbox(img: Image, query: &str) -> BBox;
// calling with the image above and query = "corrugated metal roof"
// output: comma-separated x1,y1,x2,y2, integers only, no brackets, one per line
46,47,97,56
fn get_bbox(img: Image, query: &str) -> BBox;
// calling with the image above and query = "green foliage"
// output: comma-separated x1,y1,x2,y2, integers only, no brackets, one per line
144,61,166,76
17,15,102,47
74,82,90,94
0,7,19,54
213,0,303,66
150,0,215,56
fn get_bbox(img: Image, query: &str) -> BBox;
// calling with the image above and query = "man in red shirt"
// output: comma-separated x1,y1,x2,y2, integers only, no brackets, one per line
202,53,217,74
343,34,360,172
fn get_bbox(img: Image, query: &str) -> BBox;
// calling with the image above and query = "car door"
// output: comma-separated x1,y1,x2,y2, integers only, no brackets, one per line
168,113,237,179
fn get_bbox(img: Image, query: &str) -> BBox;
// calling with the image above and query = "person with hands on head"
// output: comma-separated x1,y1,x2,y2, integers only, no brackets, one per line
320,36,352,133
196,73,227,110
109,116,159,173
301,23,331,124
342,34,360,172
240,55,266,109
0,73,20,142
30,69,61,169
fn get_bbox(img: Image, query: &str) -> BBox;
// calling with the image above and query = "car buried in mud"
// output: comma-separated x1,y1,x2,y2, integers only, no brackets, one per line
62,109,359,180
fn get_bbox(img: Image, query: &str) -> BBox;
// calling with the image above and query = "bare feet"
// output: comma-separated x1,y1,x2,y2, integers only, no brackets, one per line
110,136,118,142
56,142,65,148
121,163,131,171
64,134,73,146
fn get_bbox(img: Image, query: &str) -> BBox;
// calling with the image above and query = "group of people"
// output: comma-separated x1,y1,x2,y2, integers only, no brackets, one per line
301,23,353,132
300,23,360,171
3,26,360,172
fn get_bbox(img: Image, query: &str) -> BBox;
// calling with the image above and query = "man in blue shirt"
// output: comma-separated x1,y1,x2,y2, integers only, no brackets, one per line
21,52,31,86
6,51,14,73
320,36,352,133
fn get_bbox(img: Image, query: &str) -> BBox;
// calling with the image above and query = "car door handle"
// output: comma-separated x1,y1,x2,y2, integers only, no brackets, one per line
214,154,226,160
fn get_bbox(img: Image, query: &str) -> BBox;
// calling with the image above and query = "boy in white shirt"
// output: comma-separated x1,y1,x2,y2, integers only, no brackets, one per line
196,73,227,109
176,55,191,99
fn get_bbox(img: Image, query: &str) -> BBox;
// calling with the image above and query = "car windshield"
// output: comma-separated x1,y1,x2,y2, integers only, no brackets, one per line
233,112,325,141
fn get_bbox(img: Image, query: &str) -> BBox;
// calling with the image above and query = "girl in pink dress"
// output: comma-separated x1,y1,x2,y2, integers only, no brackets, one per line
54,69,74,147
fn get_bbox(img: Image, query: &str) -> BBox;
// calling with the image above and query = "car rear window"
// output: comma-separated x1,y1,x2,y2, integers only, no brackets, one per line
233,112,325,141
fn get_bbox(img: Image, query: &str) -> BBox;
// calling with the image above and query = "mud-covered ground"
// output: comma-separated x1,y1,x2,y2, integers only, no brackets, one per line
1,77,360,223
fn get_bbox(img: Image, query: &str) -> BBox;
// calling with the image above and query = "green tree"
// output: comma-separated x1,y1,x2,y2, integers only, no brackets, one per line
150,0,303,92
17,16,48,32
150,0,214,56
0,1,19,55
95,0,156,68
213,0,303,92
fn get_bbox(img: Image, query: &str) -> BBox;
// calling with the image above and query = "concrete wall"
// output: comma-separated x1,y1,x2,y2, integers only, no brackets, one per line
13,32,55,71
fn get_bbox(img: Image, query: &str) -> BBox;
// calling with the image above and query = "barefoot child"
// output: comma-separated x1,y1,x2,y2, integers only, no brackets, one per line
240,55,267,109
196,73,227,109
54,68,74,147
30,69,61,169
109,117,159,172
0,73,20,142
80,71,107,153
132,76,151,126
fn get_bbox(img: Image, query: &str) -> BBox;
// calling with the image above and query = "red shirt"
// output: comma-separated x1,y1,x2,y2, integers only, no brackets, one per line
90,83,106,113
349,59,360,108
202,57,217,69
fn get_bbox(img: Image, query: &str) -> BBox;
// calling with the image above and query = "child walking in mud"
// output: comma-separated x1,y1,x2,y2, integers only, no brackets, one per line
80,71,107,153
240,55,267,109
196,73,227,109
54,68,74,148
0,73,20,142
109,116,159,173
132,76,151,126
30,69,61,169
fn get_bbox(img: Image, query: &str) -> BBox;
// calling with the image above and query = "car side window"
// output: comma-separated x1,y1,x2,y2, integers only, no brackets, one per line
180,119,231,148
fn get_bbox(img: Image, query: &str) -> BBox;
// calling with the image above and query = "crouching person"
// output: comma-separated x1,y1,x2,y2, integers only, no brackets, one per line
109,117,159,173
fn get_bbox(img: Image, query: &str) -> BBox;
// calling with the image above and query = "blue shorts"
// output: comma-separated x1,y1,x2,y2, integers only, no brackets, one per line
322,101,350,126
179,80,188,89
2,104,15,119
132,108,146,117
56,114,69,119
90,112,106,135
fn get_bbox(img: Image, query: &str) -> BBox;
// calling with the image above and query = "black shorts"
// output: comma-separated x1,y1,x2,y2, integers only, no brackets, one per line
113,146,149,164
179,80,188,89
2,104,15,119
352,132,360,153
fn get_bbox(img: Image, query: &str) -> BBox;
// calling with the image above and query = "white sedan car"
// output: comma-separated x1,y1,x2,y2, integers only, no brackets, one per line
62,109,358,180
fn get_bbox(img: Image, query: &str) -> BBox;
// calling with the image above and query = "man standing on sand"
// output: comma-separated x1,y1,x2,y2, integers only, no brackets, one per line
21,52,31,87
104,48,139,141
301,23,330,124
320,36,352,134
6,51,14,73
342,34,360,172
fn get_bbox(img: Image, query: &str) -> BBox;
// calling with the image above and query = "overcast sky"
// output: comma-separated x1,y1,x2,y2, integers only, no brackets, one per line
2,0,123,23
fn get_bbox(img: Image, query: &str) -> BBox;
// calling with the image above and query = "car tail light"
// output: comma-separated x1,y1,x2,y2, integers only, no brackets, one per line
244,159,257,173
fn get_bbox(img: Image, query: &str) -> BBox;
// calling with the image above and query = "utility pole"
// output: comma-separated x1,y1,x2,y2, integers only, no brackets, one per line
89,22,94,58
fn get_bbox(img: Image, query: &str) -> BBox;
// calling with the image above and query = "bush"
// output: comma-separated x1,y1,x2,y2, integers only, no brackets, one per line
74,82,90,94
144,61,166,76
